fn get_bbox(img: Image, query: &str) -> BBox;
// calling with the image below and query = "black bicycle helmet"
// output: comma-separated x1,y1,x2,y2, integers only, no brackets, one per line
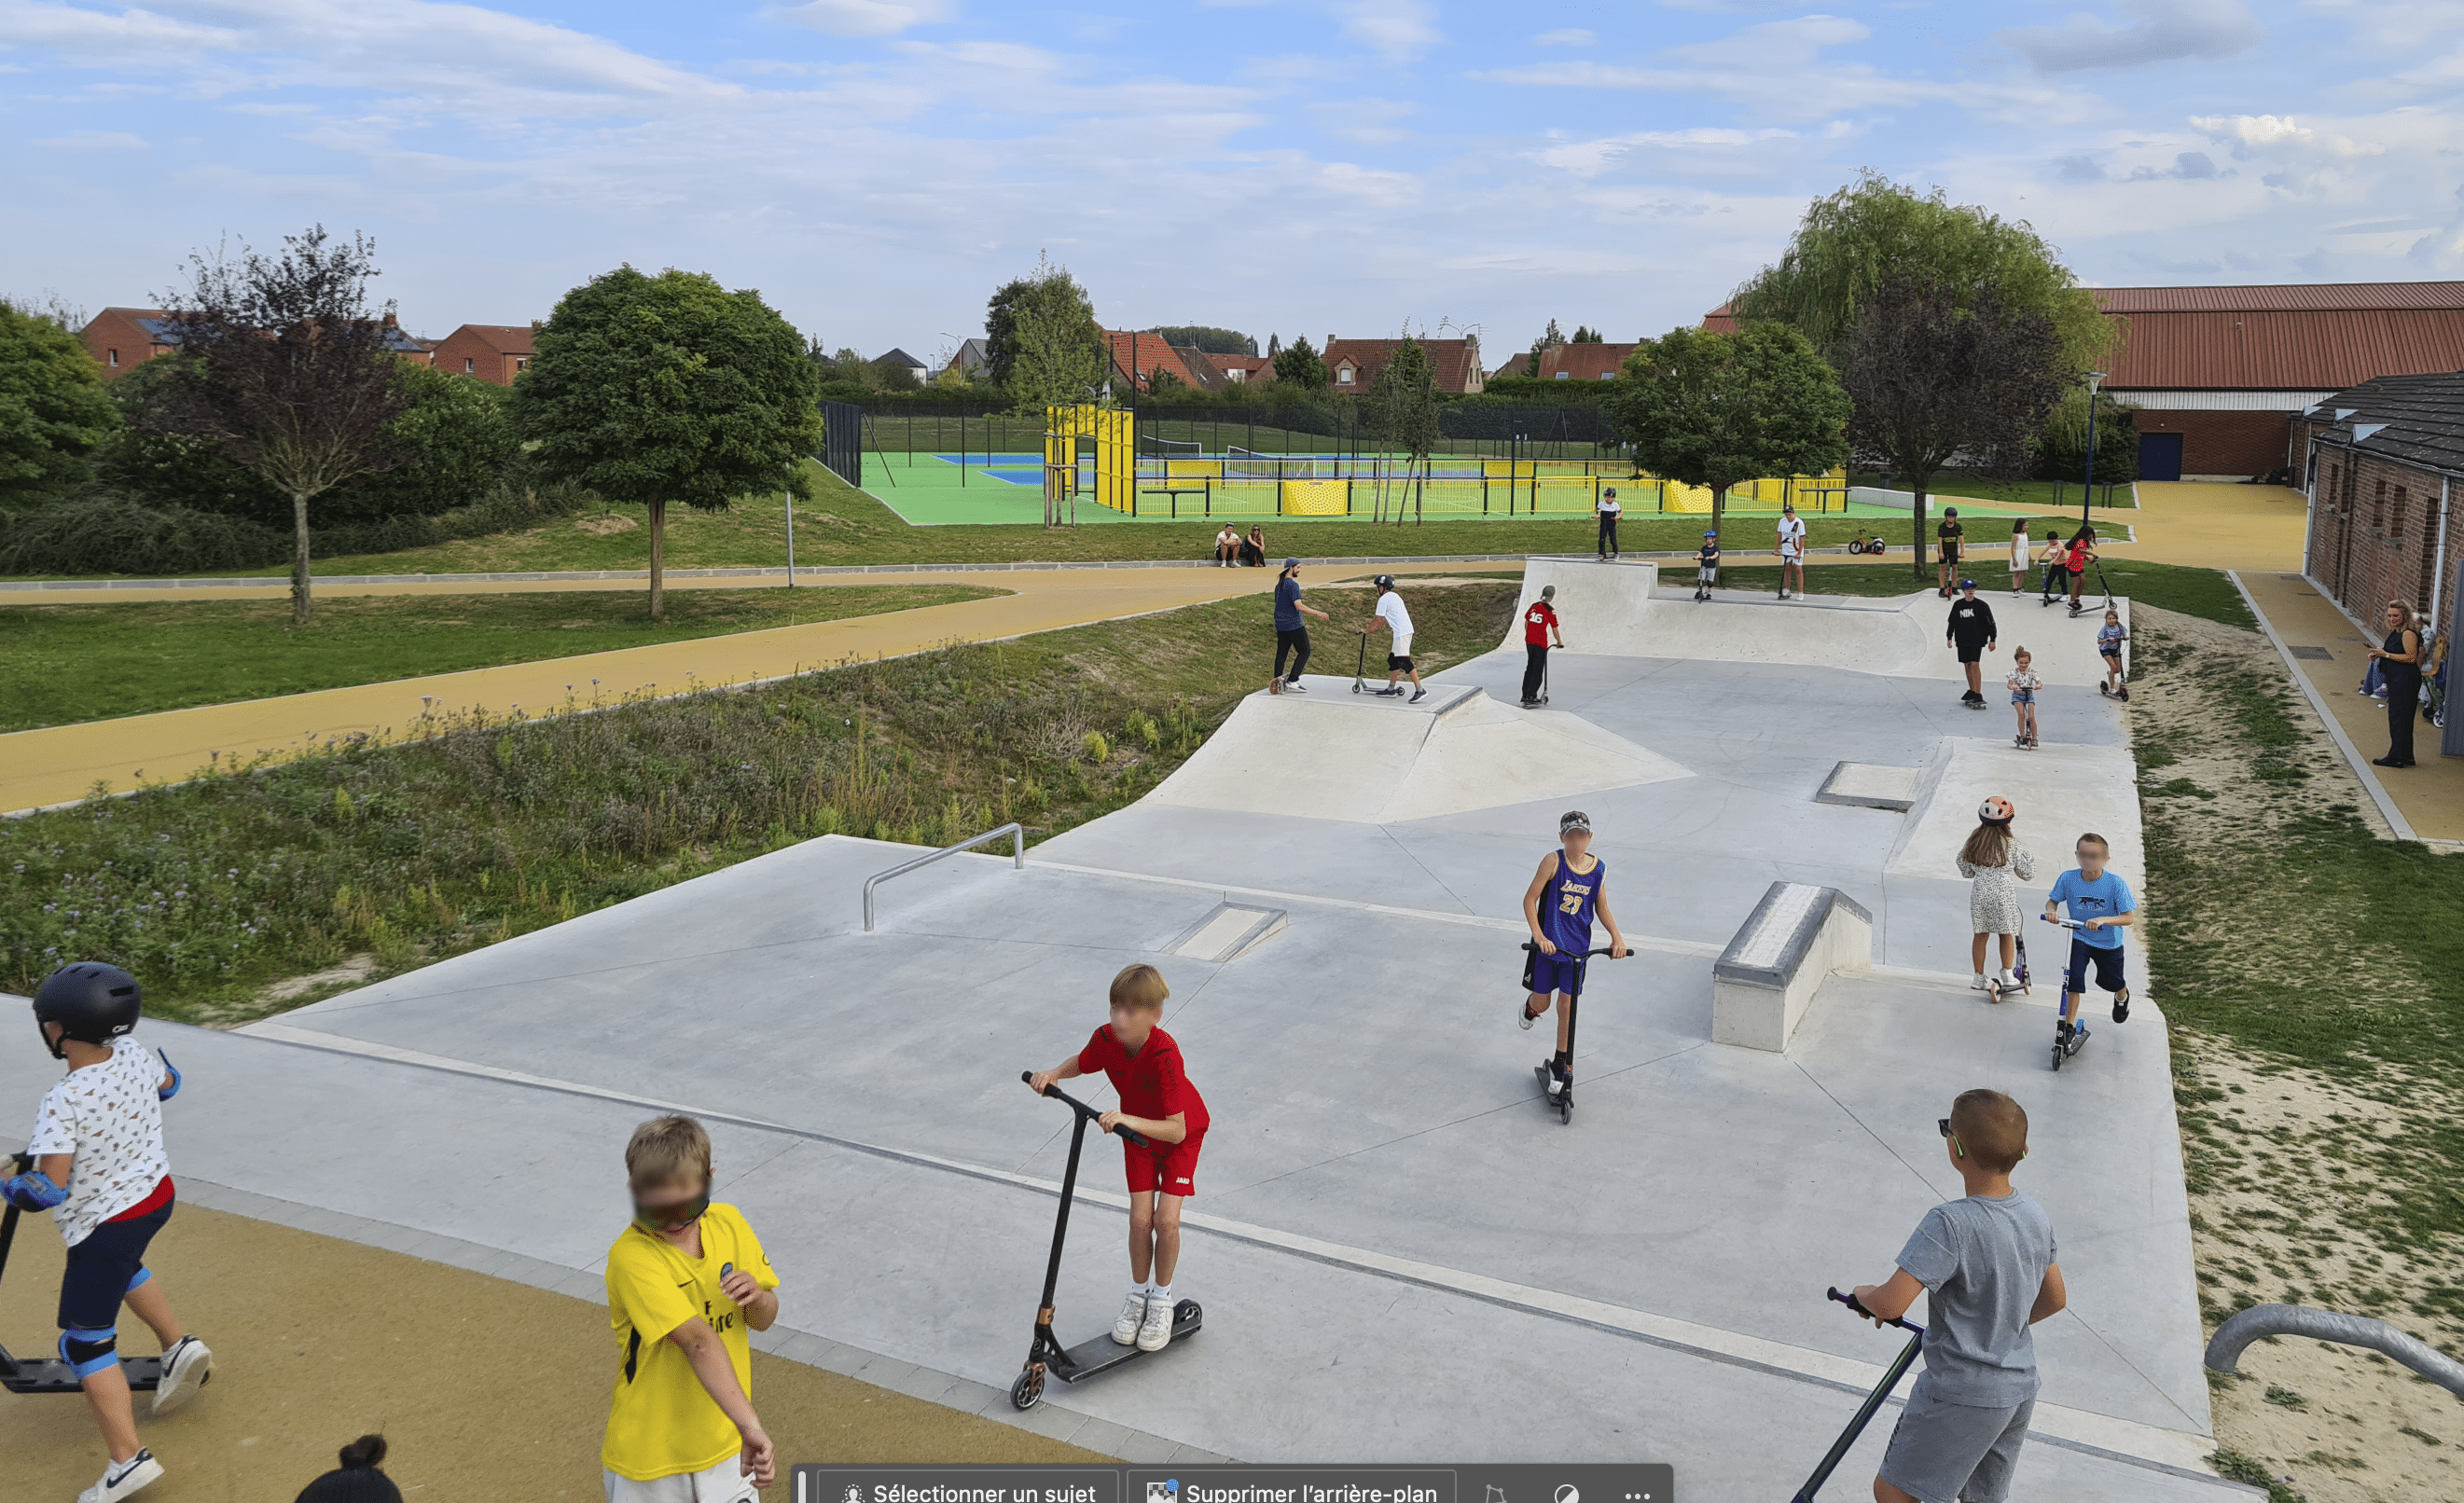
1374,574,1395,590
33,961,142,1059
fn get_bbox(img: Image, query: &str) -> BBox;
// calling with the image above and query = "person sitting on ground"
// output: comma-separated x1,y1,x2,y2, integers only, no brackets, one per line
1212,524,1241,567
1239,524,1267,567
1847,1089,2065,1503
295,1435,405,1503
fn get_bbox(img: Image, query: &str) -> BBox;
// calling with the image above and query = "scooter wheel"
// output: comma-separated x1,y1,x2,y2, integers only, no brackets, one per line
1174,1299,1203,1326
2050,1041,2066,1072
1009,1369,1045,1411
1557,1095,1572,1125
1351,683,1364,695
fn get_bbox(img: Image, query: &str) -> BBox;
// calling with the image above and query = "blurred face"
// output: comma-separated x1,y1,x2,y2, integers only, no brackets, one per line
2014,654,2031,671
1109,1001,1158,1052
1561,828,1593,862
632,1175,710,1234
2075,839,2108,877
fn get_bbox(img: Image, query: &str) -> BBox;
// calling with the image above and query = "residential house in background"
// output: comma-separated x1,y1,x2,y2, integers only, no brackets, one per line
1104,330,1207,393
1532,341,1636,381
430,323,537,385
877,348,930,384
1197,352,1274,386
1321,336,1486,394
946,338,991,378
2289,371,2462,645
81,306,430,378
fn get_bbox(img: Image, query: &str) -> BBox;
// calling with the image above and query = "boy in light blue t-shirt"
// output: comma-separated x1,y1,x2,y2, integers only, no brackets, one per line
2045,833,2137,1052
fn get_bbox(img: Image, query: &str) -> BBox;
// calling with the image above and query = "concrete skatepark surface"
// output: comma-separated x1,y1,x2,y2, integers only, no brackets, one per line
10,560,2246,1495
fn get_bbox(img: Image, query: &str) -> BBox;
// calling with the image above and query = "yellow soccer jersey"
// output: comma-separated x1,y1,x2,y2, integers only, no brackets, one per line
601,1202,780,1482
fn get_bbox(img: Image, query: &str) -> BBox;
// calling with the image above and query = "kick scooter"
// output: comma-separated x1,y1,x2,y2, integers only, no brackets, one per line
1011,1074,1200,1410
1,1152,166,1396
1791,1288,1926,1501
1983,932,2030,1004
2042,916,2091,1069
1521,942,1625,1125
1350,630,1370,695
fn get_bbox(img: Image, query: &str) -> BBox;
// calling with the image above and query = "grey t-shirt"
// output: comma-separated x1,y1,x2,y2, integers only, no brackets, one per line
1896,1190,2056,1405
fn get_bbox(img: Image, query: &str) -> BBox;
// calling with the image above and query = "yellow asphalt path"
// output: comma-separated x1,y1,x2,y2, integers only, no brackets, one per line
2109,480,2307,570
0,563,1466,814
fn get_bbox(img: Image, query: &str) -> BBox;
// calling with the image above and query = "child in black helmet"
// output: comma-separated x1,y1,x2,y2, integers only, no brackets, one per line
1695,531,1720,602
9,962,214,1503
1364,575,1424,702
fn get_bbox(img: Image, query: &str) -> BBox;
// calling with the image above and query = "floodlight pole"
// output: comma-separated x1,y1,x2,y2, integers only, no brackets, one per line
2081,370,2107,531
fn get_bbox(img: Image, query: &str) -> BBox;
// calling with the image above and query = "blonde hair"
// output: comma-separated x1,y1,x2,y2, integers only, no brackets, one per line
2012,645,2032,662
625,1115,713,1193
2386,600,2418,631
1959,821,2014,868
1109,962,1170,1013
1950,1088,2028,1173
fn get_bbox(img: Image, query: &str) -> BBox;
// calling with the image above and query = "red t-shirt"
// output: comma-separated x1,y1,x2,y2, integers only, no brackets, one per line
1078,1026,1209,1136
1523,600,1558,646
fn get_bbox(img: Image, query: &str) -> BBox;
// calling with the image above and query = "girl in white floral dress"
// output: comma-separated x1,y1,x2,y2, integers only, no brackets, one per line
1957,797,2035,996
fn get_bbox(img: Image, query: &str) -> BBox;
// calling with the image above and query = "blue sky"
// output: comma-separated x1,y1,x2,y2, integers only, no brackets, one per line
6,0,2462,364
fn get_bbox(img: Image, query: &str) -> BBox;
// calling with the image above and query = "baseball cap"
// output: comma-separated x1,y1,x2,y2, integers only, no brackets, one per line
1541,585,1557,600
1704,530,1718,538
1959,579,1976,590
1559,810,1592,834
1282,556,1300,570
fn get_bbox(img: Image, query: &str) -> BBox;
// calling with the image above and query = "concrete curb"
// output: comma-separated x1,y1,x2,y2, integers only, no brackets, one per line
2227,570,2419,843
0,558,1540,591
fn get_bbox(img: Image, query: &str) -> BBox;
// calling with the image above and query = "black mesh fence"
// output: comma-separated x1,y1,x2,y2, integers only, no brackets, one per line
854,401,1623,461
821,402,864,487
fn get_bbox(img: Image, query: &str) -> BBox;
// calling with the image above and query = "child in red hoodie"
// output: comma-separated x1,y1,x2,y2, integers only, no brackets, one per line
1027,963,1210,1353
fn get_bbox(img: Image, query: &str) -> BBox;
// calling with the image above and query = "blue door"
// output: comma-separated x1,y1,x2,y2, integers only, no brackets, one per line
2138,433,2183,482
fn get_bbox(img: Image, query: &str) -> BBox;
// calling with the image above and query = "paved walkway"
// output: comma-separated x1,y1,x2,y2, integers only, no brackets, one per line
0,563,1474,815
2236,570,2462,844
2117,481,2307,570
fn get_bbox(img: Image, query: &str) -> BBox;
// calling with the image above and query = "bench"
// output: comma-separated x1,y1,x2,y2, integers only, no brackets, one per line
1712,882,1874,1052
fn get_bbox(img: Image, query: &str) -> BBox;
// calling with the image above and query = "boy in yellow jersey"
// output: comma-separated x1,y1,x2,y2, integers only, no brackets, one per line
602,1116,781,1503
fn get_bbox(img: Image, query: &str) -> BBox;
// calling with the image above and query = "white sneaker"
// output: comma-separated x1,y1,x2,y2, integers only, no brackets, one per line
1997,971,2020,991
152,1336,213,1415
1137,1293,1176,1352
1971,973,1988,990
1517,998,1539,1030
1112,1289,1148,1345
78,1450,162,1503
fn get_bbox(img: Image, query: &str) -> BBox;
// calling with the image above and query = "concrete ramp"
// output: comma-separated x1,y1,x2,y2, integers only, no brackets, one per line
1144,678,1689,823
1512,558,2126,684
1886,737,2146,894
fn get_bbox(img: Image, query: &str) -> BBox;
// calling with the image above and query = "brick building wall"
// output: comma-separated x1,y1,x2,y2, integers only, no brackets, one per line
78,307,175,379
2293,418,2460,633
2128,408,2295,478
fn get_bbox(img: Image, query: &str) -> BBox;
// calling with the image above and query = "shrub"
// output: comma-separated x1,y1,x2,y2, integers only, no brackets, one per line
1082,729,1111,764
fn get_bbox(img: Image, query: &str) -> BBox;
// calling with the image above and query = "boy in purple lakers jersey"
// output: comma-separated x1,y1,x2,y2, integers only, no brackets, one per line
1518,810,1629,1096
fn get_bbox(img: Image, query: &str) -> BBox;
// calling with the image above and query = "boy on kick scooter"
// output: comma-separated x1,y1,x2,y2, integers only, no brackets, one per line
1517,811,1629,1103
1026,964,1209,1353
2044,834,2137,1068
1836,1089,2065,1503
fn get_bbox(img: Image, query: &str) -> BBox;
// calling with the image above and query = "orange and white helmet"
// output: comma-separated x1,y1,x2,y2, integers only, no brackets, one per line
1977,796,2015,825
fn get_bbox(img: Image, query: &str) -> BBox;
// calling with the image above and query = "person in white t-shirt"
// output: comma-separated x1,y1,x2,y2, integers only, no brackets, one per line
1364,575,1424,702
1594,487,1624,560
1775,503,1807,600
10,963,215,1503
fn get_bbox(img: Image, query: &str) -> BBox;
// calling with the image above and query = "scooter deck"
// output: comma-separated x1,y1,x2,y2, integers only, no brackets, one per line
1534,1064,1572,1124
0,1351,163,1396
1049,1302,1202,1384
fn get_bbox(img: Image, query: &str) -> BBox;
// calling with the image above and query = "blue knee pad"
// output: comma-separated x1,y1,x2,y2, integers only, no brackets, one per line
60,1327,118,1379
126,1266,152,1295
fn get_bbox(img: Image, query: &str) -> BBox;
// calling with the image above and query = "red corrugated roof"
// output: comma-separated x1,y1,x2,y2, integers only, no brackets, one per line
2092,282,2464,313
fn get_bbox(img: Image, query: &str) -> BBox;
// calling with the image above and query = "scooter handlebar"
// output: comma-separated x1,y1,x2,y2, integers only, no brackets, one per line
1021,1071,1151,1148
1829,1285,1925,1334
1520,942,1626,958
2040,915,2085,930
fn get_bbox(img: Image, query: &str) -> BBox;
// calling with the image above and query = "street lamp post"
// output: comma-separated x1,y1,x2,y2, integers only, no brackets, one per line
2081,370,2107,531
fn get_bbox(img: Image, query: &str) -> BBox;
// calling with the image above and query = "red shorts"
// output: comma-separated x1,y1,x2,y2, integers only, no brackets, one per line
1125,1132,1203,1198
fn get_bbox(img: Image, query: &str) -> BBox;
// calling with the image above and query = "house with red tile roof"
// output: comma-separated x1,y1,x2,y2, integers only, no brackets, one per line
81,306,430,378
1322,336,1486,394
1534,341,1636,382
430,323,539,385
1107,330,1209,393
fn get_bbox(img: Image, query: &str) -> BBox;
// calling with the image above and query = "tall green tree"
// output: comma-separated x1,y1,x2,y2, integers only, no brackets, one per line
353,362,519,517
1006,296,1112,417
0,300,121,506
1843,275,2067,575
1607,324,1851,542
139,226,413,626
514,266,823,620
984,252,1104,394
1730,172,2116,379
2036,391,2140,486
1146,325,1255,356
1271,335,1328,390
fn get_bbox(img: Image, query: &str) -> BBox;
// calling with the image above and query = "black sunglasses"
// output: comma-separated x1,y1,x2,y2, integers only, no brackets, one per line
1938,1117,1953,1138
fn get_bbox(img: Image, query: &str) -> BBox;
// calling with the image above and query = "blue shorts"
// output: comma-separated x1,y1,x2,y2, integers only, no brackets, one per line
59,1193,173,1331
1527,950,1588,997
2065,935,2126,995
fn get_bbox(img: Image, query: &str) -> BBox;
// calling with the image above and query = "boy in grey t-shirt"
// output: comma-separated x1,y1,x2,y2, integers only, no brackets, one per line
1848,1089,2066,1503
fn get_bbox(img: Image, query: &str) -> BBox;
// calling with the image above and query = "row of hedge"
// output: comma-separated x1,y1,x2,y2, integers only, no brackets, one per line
0,483,597,577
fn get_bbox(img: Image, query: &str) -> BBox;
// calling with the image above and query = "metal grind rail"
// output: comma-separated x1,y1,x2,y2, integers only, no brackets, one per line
2206,1303,2464,1400
861,822,1026,932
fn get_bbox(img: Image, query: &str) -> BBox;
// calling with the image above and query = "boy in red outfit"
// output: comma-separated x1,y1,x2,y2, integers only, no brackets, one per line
1026,963,1209,1353
1519,585,1564,708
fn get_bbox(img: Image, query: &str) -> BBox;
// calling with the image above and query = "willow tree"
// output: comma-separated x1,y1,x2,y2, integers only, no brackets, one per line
515,266,822,620
1730,172,2117,379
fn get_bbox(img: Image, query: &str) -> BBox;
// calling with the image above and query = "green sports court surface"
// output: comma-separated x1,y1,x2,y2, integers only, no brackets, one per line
855,451,1996,527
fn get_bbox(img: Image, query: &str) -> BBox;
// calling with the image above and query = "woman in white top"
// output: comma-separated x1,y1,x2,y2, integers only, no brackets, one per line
2007,517,2031,596
1594,487,1623,560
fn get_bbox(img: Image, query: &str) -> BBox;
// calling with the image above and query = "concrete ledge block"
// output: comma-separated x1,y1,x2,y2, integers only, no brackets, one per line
1067,1417,1136,1458
1712,882,1873,1052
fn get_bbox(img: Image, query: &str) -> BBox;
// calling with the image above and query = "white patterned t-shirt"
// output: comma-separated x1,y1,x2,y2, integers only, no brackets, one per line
26,1034,170,1247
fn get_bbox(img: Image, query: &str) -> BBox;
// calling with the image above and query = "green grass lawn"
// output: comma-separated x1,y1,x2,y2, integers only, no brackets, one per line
22,464,2039,581
0,581,1518,1016
0,584,1000,732
1714,558,2254,630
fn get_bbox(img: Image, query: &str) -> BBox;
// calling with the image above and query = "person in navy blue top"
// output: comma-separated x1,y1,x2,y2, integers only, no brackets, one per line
1267,557,1329,696
1518,810,1629,1096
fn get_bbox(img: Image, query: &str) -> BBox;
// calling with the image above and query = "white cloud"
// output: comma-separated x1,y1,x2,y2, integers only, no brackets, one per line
1533,28,1593,47
1337,0,1439,62
1997,0,2261,75
1532,127,1796,179
773,0,953,39
32,128,149,148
